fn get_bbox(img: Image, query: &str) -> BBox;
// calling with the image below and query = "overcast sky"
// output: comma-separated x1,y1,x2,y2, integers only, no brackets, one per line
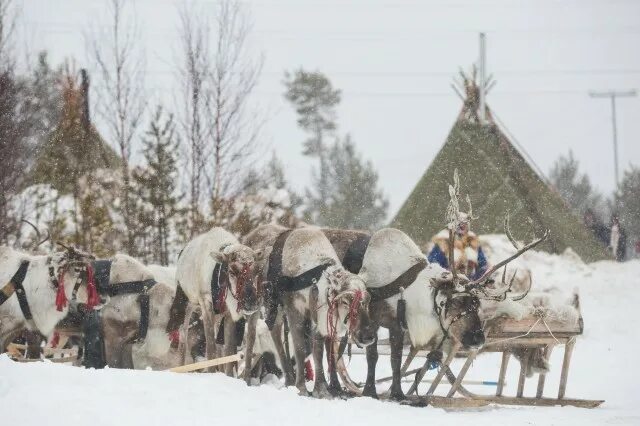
20,0,640,217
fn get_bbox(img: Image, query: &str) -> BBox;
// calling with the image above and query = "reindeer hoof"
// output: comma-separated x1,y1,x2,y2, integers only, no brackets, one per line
328,385,350,400
390,390,406,402
312,385,334,399
362,385,379,399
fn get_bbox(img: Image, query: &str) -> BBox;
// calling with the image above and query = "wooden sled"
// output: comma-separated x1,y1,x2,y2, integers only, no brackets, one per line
336,308,604,409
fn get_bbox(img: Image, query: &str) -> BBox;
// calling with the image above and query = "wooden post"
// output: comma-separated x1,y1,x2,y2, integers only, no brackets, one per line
558,338,576,399
517,350,529,397
536,344,555,398
447,349,479,397
400,346,418,375
407,342,460,396
496,350,510,396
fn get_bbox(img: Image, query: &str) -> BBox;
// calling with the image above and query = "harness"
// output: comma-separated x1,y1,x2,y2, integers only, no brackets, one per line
0,261,35,328
91,260,157,342
431,286,479,351
210,262,229,314
263,229,332,330
341,234,371,274
366,258,428,331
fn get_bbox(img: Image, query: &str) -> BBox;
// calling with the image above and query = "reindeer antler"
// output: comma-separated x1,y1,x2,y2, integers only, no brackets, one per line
468,228,548,287
21,219,51,249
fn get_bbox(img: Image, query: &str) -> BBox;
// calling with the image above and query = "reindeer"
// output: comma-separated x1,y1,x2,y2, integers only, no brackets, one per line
168,227,261,376
0,242,95,355
78,254,177,369
243,224,377,398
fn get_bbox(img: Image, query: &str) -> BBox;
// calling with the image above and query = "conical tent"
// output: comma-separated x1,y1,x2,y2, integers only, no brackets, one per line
392,72,610,263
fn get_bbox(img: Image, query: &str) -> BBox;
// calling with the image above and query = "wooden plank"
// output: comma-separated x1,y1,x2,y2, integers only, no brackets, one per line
496,350,510,396
558,338,576,399
536,345,555,398
473,396,604,409
14,356,78,364
446,350,479,397
422,342,460,396
426,396,490,409
166,353,243,373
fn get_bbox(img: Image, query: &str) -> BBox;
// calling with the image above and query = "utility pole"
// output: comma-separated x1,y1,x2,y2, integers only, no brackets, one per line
478,32,487,123
589,89,637,187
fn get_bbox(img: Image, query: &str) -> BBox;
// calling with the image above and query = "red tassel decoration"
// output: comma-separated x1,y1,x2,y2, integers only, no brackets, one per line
85,264,100,309
50,332,60,348
55,269,67,312
168,330,180,346
304,359,314,382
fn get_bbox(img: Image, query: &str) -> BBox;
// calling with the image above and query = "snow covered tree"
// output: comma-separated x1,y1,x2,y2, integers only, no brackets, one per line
549,151,604,217
320,136,388,229
133,106,182,265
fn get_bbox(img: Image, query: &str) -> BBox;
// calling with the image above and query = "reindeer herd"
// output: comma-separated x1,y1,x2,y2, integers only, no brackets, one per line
0,220,546,401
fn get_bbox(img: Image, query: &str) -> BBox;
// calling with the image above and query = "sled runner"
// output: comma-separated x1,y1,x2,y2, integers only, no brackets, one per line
336,300,604,409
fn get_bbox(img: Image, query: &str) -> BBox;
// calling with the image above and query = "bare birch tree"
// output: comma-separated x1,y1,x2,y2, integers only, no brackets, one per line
176,0,263,230
207,0,263,223
88,0,146,254
0,0,17,72
176,2,210,236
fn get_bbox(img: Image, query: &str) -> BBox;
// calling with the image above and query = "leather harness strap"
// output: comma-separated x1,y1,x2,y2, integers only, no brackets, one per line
0,261,32,321
341,234,371,274
90,259,156,341
210,262,228,314
367,258,428,302
266,229,292,287
278,263,332,292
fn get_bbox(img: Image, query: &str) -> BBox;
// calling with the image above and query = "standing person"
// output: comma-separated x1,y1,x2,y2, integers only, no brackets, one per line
583,209,610,247
609,214,627,262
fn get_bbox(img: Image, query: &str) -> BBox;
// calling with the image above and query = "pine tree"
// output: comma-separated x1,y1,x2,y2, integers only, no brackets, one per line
549,151,603,216
284,69,341,222
133,106,182,265
322,135,388,229
614,165,640,243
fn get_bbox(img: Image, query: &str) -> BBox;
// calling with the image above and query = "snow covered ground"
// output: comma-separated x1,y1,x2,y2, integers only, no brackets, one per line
2,239,639,425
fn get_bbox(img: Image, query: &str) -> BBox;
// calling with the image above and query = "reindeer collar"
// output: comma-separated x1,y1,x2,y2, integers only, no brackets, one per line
368,258,428,302
0,261,35,327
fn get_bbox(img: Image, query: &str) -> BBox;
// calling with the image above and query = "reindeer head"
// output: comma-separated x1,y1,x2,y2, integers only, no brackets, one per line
211,243,260,318
430,269,485,349
323,265,376,347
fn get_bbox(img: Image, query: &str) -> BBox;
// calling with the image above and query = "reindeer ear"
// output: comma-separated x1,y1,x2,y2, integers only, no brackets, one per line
210,250,229,264
430,271,455,290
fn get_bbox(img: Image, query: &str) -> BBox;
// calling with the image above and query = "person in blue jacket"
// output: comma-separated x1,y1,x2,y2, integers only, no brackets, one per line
427,213,489,280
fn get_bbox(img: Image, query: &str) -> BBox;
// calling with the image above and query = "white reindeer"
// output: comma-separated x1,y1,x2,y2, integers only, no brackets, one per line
173,227,260,375
0,244,94,354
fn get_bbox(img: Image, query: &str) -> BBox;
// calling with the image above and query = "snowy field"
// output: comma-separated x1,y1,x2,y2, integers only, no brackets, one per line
2,239,639,425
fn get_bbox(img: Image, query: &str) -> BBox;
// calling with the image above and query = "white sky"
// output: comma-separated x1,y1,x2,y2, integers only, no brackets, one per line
19,0,640,217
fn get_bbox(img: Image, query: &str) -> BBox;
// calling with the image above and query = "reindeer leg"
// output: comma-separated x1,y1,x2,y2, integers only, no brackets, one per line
286,307,310,395
271,316,295,386
121,343,134,369
244,312,258,385
200,300,217,373
389,323,406,401
326,337,348,398
311,330,332,399
179,303,194,365
362,335,379,399
223,312,237,377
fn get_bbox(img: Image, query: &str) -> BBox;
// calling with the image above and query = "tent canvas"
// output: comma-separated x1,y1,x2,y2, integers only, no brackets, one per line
391,73,610,263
